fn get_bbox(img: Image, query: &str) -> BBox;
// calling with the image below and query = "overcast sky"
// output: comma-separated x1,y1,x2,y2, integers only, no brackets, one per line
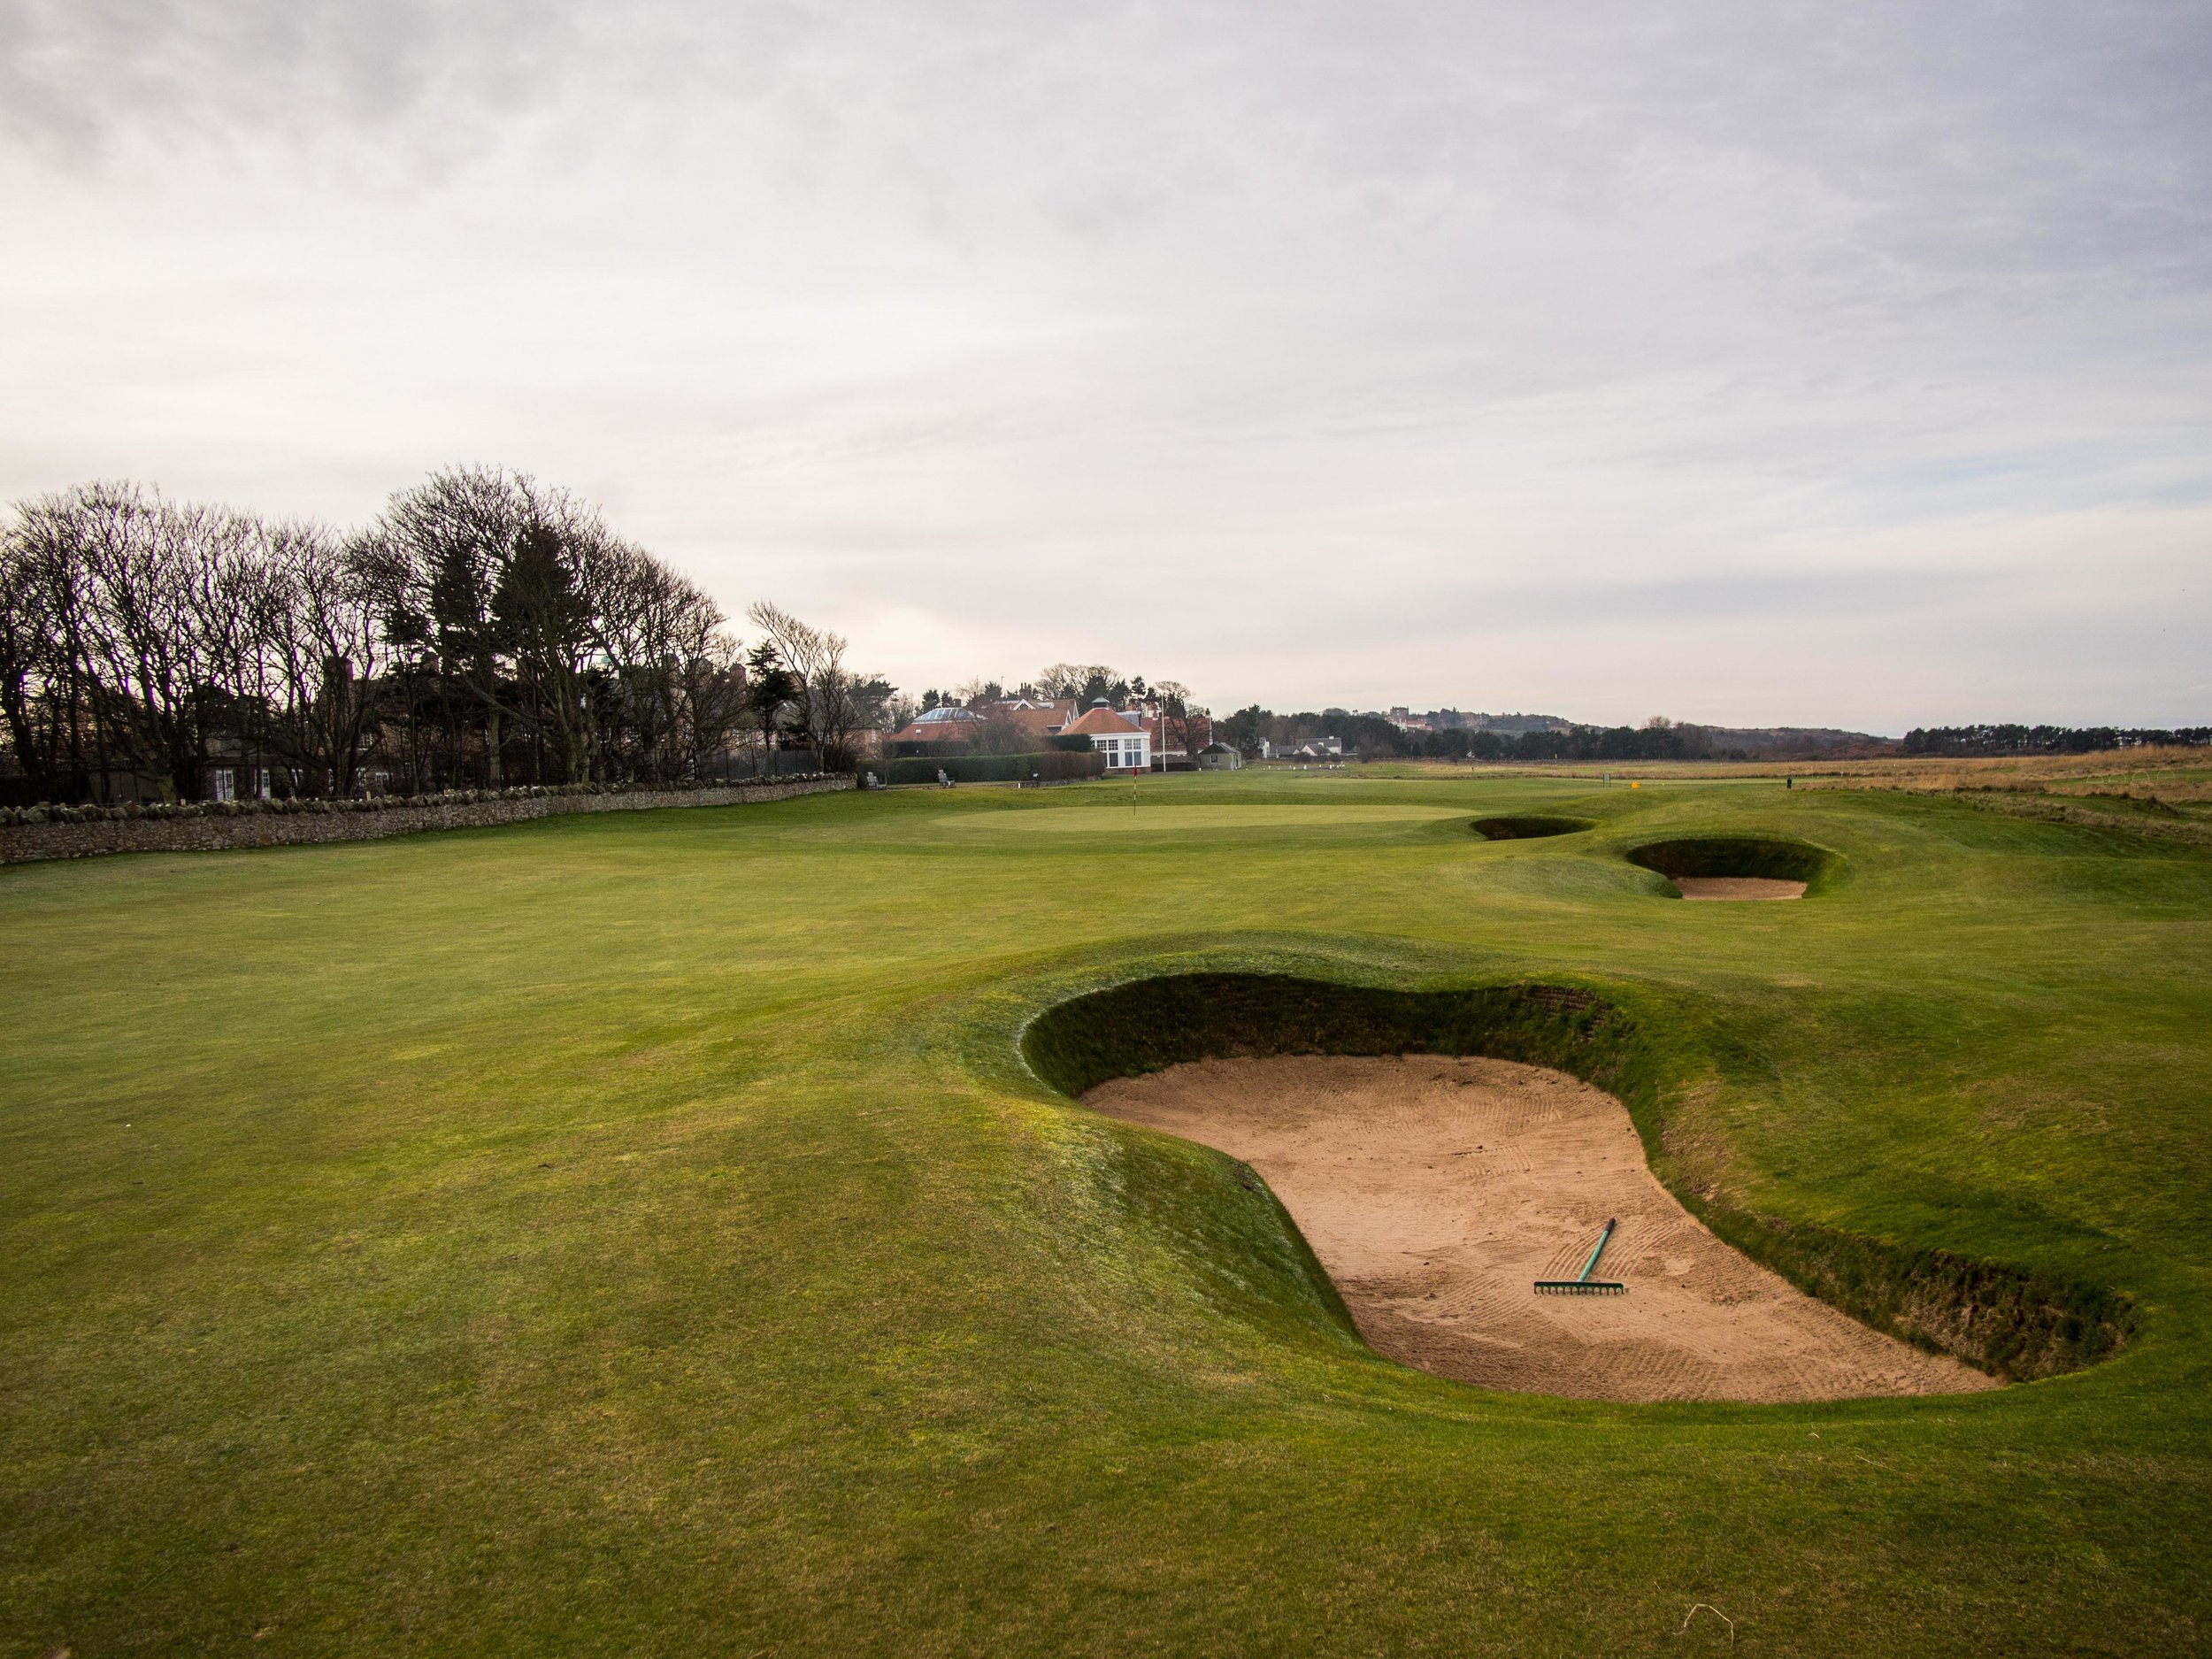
4,2,2208,731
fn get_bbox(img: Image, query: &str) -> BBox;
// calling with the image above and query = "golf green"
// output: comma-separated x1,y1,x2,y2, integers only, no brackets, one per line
3,770,2207,1656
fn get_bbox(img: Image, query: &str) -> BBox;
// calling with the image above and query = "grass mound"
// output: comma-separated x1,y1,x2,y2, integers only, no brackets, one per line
1470,815,1595,841
1027,972,2127,1382
1625,833,1840,892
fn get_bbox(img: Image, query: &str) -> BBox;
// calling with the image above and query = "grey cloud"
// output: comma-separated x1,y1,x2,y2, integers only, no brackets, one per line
11,4,2208,273
0,0,587,164
2,2,2207,726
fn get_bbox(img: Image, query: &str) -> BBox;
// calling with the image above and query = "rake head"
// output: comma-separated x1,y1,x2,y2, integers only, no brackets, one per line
1534,1217,1627,1294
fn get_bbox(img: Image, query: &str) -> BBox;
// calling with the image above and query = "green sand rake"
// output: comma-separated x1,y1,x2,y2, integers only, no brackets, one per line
1534,1217,1626,1294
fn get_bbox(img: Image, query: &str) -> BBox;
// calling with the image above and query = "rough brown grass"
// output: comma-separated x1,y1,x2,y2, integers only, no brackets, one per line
1797,744,2208,795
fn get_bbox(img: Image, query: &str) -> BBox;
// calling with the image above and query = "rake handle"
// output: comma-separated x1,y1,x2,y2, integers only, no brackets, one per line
1576,1217,1618,1283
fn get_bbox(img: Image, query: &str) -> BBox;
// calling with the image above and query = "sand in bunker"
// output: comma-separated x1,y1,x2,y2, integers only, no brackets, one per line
1674,877,1806,900
1085,1056,1996,1402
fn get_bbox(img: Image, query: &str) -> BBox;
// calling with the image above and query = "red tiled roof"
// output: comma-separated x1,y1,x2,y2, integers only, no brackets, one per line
995,703,1069,733
1061,705,1146,737
887,720,975,744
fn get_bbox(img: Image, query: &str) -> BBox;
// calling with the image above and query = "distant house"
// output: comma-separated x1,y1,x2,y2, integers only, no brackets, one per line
993,696,1079,739
1061,703,1151,772
887,695,1199,772
1261,735,1341,760
886,705,987,750
1196,741,1242,771
887,697,1081,750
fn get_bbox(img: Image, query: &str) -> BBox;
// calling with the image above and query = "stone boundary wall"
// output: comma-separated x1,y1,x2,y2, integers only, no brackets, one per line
0,775,853,864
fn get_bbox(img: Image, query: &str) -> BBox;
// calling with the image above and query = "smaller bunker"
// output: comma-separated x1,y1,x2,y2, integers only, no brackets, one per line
1471,815,1594,841
1625,835,1839,901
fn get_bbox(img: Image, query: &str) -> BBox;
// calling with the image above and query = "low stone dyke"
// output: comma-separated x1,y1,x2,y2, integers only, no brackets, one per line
0,775,853,864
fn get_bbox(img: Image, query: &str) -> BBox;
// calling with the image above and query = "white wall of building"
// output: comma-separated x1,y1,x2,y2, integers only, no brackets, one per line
1089,727,1149,770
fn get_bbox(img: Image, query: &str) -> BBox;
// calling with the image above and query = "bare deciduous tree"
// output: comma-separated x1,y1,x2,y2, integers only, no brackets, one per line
1152,680,1210,764
1,470,878,803
0,510,73,800
747,602,893,772
261,520,384,796
1036,663,1121,702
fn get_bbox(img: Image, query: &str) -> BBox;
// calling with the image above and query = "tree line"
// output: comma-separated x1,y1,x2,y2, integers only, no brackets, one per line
0,468,888,804
1900,724,2212,757
1216,707,1818,762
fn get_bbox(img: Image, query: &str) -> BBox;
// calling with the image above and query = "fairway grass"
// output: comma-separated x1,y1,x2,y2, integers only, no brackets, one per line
4,771,2208,1655
926,801,1472,833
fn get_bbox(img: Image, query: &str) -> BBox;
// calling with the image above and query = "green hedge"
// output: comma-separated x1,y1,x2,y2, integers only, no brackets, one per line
1024,972,2130,1380
885,750,1105,785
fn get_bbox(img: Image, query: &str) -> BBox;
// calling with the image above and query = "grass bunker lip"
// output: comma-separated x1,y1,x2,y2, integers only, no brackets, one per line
1025,972,2132,1386
1625,834,1841,898
1471,814,1595,841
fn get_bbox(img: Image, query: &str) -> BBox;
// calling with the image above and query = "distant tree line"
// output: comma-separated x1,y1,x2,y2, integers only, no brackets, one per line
1216,707,1733,762
1471,719,1718,762
0,469,889,804
1899,725,2212,757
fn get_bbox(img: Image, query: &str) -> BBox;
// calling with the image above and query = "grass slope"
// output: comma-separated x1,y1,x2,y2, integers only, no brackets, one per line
3,772,2209,1656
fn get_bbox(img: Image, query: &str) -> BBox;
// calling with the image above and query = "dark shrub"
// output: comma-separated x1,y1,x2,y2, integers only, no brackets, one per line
886,750,1106,785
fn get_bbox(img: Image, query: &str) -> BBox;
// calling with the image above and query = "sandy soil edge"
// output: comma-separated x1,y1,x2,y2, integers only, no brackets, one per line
1674,877,1808,900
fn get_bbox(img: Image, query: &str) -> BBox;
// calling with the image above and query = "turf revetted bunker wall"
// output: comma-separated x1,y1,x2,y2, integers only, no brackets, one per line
1626,835,1841,891
1024,973,1653,1109
1026,972,2131,1382
1470,815,1594,841
1693,1208,2133,1381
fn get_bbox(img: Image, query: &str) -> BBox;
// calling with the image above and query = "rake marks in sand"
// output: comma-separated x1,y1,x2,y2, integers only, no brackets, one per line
1086,1056,1994,1403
